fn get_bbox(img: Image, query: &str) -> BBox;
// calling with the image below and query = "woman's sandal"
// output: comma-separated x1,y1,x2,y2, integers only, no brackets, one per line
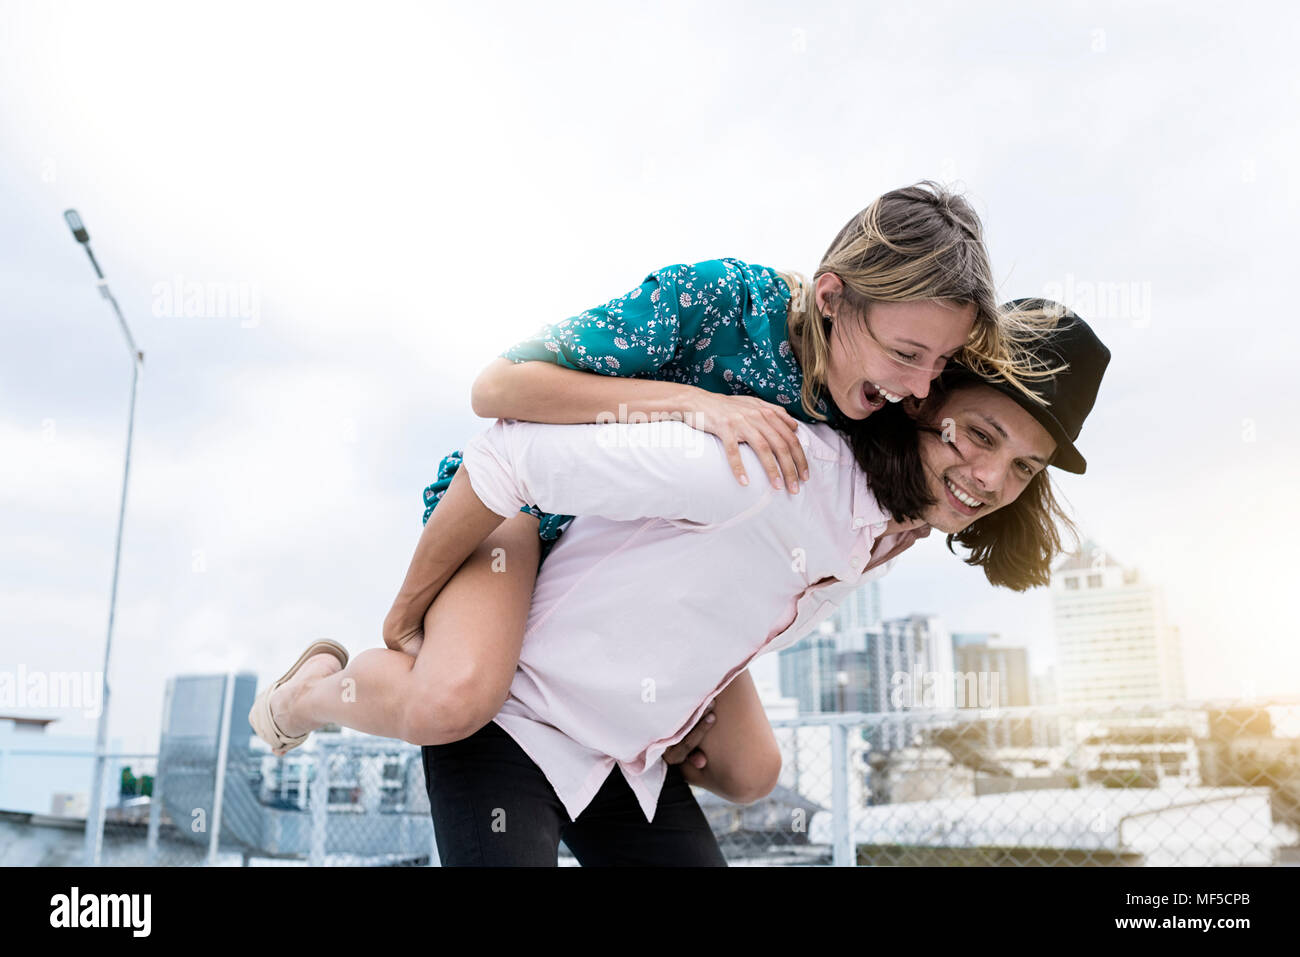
248,639,349,756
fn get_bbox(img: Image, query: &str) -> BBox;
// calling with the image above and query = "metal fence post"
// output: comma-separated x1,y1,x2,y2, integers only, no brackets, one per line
831,720,853,866
792,726,801,795
146,680,174,864
86,757,109,866
310,748,329,866
207,671,236,866
145,762,164,865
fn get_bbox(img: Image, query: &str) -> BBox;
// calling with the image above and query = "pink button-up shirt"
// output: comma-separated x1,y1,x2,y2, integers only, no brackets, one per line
460,417,928,823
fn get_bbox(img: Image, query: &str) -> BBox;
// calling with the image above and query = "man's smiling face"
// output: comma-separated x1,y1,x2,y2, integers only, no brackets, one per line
917,383,1059,534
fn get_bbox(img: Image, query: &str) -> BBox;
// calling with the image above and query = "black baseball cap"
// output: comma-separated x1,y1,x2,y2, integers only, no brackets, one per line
944,299,1110,474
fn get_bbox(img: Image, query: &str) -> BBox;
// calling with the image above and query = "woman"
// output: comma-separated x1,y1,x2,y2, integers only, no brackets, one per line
251,181,1048,779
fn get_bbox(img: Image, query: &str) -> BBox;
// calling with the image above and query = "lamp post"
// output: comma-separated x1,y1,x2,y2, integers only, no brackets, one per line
64,209,144,866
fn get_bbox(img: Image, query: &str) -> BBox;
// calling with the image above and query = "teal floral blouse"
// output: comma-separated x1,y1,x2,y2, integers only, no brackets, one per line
422,258,839,556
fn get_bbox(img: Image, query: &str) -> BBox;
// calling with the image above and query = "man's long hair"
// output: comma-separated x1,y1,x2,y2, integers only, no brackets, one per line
836,370,1078,591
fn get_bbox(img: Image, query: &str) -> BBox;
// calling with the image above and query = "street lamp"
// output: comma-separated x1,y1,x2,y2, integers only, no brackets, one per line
64,209,144,866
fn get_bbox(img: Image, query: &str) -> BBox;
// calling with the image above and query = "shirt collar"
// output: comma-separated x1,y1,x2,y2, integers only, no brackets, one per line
844,445,932,544
850,473,894,536
804,422,923,537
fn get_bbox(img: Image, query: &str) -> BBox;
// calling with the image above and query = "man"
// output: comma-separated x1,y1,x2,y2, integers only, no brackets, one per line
412,299,1110,865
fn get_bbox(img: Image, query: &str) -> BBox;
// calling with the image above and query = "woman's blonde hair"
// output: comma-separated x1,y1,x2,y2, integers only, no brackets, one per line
775,181,1065,420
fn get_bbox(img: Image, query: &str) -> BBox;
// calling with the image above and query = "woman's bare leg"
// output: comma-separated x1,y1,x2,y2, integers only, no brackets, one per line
271,508,541,746
679,669,783,803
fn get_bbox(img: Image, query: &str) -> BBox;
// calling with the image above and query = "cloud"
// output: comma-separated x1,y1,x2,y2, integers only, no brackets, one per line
3,1,1300,755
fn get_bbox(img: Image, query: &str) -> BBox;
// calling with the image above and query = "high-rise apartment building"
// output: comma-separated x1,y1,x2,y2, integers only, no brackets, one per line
1051,541,1186,706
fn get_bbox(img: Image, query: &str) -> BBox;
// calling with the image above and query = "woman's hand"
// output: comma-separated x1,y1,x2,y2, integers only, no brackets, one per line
380,469,510,659
382,607,424,657
688,393,810,493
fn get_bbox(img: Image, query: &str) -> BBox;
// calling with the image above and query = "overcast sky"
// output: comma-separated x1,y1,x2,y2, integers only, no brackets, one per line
2,0,1297,753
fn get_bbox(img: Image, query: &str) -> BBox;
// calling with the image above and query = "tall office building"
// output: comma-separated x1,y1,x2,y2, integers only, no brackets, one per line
777,631,839,713
952,636,1031,708
834,579,883,633
835,614,950,750
873,614,955,709
1050,541,1186,706
833,647,874,712
779,579,882,713
1031,666,1059,707
952,631,998,649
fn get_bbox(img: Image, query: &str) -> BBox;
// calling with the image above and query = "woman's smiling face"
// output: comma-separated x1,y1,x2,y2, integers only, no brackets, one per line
815,274,976,420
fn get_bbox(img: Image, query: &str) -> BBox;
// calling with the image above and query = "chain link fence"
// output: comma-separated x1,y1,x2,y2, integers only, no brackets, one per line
90,739,435,866
737,698,1300,866
15,696,1300,866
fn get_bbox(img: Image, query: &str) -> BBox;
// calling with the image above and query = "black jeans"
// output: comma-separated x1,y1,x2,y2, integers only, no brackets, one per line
420,720,727,866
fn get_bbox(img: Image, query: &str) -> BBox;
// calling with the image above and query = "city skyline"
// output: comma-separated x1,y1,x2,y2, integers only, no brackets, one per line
3,3,1297,757
775,541,1197,721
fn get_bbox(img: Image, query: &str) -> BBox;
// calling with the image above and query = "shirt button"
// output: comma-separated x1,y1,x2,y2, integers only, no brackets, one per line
853,518,866,528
